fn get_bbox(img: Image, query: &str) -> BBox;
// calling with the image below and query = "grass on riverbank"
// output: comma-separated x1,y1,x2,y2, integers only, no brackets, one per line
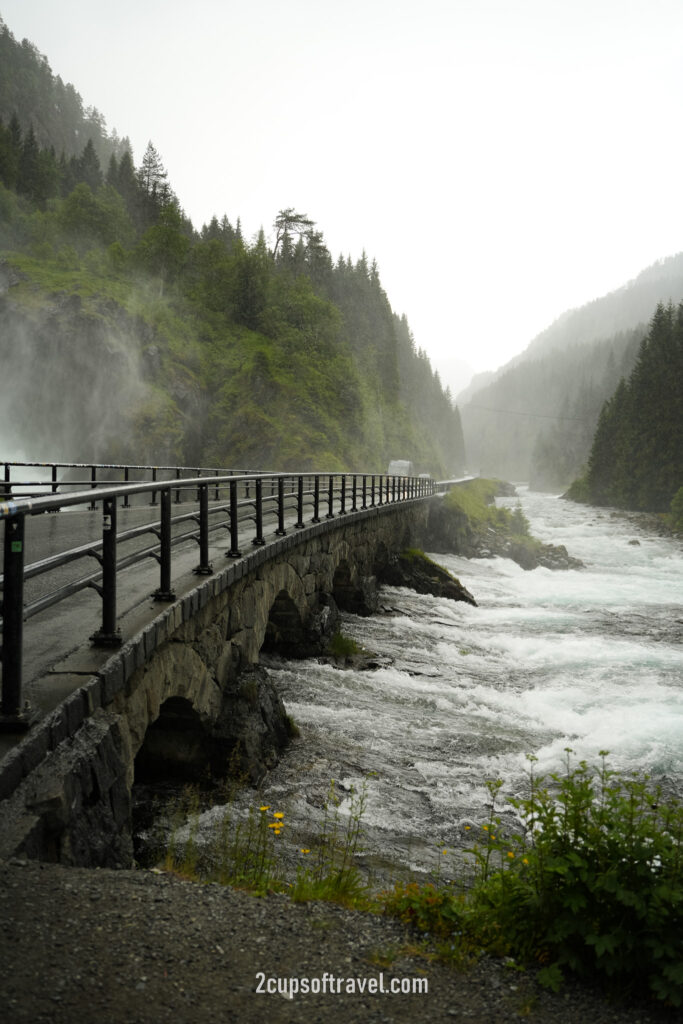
159,752,683,1009
442,478,548,563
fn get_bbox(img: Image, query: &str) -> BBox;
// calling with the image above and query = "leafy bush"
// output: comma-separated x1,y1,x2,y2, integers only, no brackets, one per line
466,753,683,1005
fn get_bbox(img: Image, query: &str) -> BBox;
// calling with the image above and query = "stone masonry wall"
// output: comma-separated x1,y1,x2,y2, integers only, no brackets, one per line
0,502,428,867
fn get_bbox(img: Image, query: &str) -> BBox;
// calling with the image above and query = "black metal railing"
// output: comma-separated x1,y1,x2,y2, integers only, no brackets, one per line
0,459,260,507
0,468,435,726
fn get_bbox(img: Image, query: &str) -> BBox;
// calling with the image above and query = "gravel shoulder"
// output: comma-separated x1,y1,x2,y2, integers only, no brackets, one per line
0,859,674,1024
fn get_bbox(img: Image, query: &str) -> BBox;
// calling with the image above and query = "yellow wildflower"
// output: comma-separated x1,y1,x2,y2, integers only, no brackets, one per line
273,812,284,819
507,851,515,859
301,848,310,854
259,805,270,812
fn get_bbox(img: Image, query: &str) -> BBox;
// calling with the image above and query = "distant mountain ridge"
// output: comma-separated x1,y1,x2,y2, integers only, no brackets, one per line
521,252,683,361
460,251,683,488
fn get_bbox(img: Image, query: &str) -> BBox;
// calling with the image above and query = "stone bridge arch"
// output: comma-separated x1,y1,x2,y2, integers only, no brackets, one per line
134,696,208,782
262,589,306,656
0,501,431,867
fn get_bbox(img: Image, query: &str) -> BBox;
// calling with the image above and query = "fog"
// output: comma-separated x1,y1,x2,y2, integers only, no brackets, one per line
0,297,149,467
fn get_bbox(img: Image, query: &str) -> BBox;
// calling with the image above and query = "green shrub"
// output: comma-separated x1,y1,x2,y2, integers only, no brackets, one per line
465,753,683,1005
328,631,360,659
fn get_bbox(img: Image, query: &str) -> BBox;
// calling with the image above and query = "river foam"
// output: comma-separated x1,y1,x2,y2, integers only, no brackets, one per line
199,490,683,881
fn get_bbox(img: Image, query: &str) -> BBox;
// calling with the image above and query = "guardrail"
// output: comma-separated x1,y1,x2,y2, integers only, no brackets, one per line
1,460,258,506
0,469,435,729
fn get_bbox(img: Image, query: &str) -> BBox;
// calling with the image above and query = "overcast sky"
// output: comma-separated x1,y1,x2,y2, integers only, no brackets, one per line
3,0,683,392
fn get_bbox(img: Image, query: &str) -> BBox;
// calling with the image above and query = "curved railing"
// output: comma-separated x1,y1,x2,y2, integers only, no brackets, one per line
0,466,435,726
1,459,257,504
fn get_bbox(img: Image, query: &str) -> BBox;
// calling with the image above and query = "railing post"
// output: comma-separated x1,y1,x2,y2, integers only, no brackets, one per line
378,474,383,506
351,474,358,512
253,477,266,546
275,476,287,535
362,474,367,510
392,476,397,503
51,464,58,496
228,479,241,557
386,476,390,504
123,466,130,509
91,497,122,644
0,513,29,728
370,475,375,507
89,465,97,510
326,474,335,518
340,474,347,514
296,475,305,528
150,466,158,506
193,483,213,575
312,475,320,523
2,463,9,500
175,467,182,504
153,489,176,600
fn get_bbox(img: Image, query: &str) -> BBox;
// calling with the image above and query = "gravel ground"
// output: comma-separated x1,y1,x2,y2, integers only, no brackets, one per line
0,859,676,1024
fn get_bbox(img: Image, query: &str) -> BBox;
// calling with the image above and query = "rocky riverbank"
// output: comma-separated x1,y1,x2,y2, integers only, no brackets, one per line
423,481,584,571
0,858,675,1024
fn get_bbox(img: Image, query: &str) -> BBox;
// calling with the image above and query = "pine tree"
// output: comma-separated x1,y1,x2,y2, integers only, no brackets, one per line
0,115,19,188
137,141,173,227
17,122,40,200
77,138,102,191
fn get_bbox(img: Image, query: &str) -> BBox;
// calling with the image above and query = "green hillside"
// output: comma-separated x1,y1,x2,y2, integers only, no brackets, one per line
0,18,465,475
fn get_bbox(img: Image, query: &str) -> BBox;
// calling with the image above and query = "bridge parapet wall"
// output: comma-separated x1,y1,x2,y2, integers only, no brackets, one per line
0,502,428,866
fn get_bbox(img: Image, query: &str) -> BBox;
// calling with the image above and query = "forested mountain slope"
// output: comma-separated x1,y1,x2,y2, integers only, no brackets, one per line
567,302,683,514
0,18,465,476
460,255,683,488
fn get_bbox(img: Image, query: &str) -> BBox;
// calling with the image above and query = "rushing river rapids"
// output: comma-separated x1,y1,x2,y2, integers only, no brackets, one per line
148,490,683,885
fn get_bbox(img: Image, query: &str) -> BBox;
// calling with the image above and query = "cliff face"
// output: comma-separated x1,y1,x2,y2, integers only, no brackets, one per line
0,287,153,463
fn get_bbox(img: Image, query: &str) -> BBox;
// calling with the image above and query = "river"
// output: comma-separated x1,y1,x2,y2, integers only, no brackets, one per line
158,490,683,885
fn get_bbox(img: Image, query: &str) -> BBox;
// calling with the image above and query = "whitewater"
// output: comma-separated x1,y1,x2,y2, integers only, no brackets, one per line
185,490,683,882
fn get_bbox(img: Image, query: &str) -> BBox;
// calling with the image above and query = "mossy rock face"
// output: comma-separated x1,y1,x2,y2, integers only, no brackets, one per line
423,482,583,571
378,550,477,605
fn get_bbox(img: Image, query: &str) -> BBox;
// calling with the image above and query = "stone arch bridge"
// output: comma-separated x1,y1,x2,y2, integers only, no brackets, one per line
0,465,471,867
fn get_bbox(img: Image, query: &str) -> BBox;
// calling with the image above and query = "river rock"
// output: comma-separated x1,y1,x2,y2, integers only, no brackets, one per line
377,551,477,605
210,666,293,785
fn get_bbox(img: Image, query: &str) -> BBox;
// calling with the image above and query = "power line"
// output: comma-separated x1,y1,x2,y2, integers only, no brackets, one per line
466,405,589,423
